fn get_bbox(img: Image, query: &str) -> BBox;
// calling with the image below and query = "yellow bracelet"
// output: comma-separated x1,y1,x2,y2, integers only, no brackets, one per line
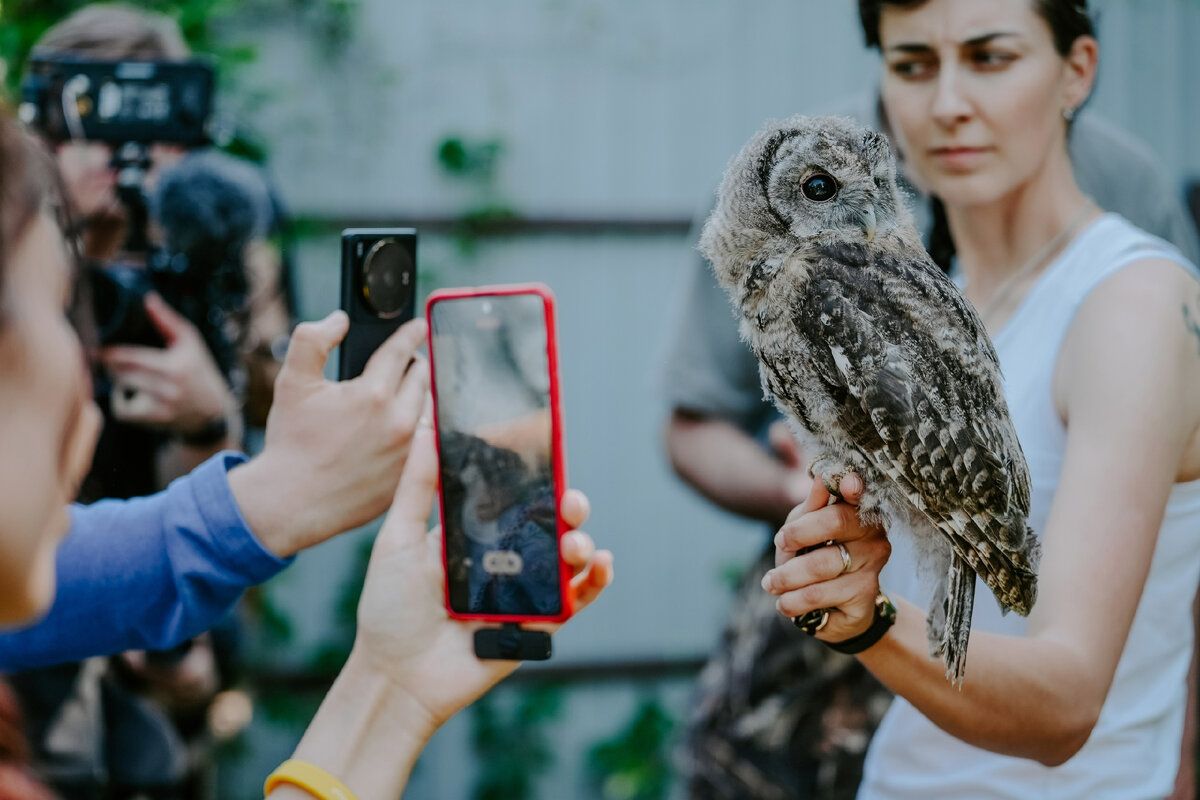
264,759,360,800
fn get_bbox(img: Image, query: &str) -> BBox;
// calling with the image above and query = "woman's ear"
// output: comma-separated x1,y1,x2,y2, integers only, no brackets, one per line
1063,35,1099,114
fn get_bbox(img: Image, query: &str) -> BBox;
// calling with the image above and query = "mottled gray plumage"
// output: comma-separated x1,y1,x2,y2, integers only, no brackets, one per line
700,115,1040,684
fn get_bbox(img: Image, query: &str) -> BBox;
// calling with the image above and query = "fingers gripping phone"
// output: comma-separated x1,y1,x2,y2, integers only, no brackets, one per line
338,228,417,380
427,284,572,657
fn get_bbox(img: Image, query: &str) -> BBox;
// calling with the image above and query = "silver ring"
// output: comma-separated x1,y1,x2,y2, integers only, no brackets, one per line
834,542,851,575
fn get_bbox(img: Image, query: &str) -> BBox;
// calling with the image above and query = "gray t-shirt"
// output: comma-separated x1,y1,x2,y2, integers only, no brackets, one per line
662,103,1200,429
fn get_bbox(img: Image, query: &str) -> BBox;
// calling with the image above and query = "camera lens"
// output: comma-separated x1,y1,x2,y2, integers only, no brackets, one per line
361,238,413,319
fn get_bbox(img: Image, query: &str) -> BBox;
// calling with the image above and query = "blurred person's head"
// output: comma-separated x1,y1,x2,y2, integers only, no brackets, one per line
33,3,189,61
857,0,1097,209
0,113,100,624
30,4,191,253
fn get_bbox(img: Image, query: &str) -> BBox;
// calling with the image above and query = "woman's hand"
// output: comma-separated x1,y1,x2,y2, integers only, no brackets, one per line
100,293,234,437
271,427,612,799
761,473,890,643
352,424,614,733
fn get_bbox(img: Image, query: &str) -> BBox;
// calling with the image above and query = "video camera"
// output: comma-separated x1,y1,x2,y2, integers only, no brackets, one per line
20,55,214,145
87,146,269,377
20,55,263,378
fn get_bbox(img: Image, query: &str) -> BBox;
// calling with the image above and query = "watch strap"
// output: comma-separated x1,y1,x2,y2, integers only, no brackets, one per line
823,591,897,655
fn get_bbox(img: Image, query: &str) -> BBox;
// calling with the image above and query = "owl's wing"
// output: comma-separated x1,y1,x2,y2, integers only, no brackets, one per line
798,238,1038,612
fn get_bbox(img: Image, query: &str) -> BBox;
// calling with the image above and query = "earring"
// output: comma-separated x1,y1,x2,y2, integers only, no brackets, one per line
1063,106,1077,122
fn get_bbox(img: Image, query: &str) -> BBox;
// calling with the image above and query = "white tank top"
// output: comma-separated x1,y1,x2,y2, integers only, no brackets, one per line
858,214,1200,800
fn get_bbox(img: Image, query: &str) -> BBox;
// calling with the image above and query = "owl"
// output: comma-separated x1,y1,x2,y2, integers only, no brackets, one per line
699,115,1041,684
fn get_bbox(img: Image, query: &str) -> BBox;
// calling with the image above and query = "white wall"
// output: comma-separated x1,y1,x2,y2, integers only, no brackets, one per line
230,0,1200,221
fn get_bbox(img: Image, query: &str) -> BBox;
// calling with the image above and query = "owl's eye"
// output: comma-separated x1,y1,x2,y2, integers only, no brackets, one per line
802,173,838,202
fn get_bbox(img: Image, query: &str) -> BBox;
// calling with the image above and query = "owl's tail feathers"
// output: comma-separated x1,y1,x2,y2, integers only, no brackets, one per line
998,523,1042,617
933,552,975,687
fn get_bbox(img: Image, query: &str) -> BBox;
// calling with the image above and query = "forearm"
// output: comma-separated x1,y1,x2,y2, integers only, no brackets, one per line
858,596,1101,766
227,450,327,558
665,412,800,526
0,453,288,670
268,649,436,800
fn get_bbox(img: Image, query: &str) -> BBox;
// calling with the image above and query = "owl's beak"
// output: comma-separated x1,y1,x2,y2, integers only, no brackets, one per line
860,205,877,242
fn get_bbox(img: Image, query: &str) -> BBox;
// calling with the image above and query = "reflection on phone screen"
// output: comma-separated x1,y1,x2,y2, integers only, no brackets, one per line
431,293,560,616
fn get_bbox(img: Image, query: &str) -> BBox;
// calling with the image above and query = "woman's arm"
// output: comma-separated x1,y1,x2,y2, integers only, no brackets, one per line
0,452,289,670
763,259,1200,765
267,427,614,800
0,314,429,670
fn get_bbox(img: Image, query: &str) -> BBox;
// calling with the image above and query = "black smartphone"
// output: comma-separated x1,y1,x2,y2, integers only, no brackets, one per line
338,228,417,380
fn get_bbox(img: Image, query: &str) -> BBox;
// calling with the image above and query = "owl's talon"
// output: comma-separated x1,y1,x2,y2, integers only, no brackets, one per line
808,453,846,503
823,473,846,503
807,453,828,479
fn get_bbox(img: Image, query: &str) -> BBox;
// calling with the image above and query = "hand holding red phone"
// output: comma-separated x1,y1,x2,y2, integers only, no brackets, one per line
427,285,576,632
351,426,613,731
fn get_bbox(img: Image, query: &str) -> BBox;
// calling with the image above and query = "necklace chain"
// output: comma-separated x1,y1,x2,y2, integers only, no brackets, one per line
971,197,1097,330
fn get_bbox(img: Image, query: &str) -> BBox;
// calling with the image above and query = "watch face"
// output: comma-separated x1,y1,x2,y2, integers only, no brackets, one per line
876,591,897,622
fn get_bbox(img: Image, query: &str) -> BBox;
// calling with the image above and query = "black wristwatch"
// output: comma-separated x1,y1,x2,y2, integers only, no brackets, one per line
822,591,897,655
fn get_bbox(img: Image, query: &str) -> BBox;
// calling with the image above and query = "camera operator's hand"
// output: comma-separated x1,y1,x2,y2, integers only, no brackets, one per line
271,427,614,799
100,293,235,439
228,311,429,558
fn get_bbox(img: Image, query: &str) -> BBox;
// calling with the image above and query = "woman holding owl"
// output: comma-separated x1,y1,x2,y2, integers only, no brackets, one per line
758,0,1200,796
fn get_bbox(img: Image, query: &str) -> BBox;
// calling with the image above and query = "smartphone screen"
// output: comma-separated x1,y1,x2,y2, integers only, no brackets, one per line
429,291,562,618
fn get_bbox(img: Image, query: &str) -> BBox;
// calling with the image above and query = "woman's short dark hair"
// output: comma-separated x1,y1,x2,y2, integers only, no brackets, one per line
858,0,1094,57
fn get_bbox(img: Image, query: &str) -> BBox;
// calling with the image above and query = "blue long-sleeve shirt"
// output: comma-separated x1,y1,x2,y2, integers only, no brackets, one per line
0,452,291,671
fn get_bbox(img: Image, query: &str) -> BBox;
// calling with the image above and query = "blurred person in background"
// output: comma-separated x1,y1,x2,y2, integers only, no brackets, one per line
11,5,294,798
664,2,1200,799
754,0,1200,797
0,110,615,799
31,2,294,499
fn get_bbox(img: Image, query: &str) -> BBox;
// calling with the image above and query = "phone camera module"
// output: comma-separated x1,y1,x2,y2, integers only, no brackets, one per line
361,238,414,319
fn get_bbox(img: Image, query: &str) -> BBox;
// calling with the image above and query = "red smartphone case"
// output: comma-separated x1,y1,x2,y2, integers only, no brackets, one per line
426,282,573,624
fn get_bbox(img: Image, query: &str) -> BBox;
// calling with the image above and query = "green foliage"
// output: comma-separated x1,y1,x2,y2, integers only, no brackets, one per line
588,699,675,800
0,0,358,129
470,684,563,800
0,0,229,98
257,684,324,727
243,585,295,647
437,136,506,182
434,133,520,255
718,557,753,593
221,128,271,165
304,528,375,673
